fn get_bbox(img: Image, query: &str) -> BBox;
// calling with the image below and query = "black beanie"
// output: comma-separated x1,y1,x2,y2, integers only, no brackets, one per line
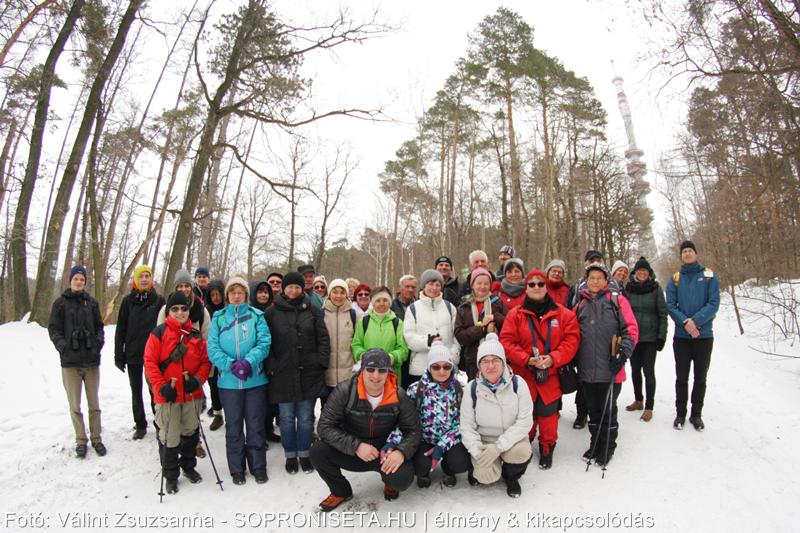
167,292,189,308
633,256,654,278
282,271,305,290
679,240,696,254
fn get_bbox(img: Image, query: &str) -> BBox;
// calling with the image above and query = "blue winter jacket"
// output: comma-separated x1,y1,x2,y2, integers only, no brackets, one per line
666,261,720,339
208,303,271,389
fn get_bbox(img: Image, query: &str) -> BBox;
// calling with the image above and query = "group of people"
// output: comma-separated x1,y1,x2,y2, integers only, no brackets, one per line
47,239,720,506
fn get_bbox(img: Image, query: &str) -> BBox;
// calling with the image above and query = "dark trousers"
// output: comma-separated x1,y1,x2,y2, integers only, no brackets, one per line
582,381,621,458
219,385,267,475
310,440,414,498
575,385,588,418
674,337,713,417
127,363,154,428
630,341,658,410
207,369,222,412
400,360,412,390
413,442,470,477
264,382,277,434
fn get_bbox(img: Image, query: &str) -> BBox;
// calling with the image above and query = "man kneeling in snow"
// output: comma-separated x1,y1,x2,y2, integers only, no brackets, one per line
310,348,421,512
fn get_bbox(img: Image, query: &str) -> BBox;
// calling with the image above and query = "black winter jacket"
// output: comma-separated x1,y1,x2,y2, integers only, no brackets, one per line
317,373,421,459
115,289,165,366
265,293,331,403
48,289,105,368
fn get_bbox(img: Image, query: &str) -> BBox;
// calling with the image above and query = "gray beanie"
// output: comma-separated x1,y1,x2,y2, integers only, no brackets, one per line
174,269,193,288
545,259,566,275
476,333,506,365
427,340,452,368
420,269,444,287
503,257,525,275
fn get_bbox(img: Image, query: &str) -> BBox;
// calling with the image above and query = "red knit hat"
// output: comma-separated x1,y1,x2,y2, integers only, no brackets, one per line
354,284,371,296
525,269,548,282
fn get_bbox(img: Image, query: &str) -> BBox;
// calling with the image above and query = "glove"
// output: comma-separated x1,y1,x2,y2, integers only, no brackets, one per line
424,446,444,471
231,359,252,380
114,359,126,373
427,334,436,347
656,339,666,352
609,356,626,376
159,382,177,403
475,443,501,469
184,375,201,393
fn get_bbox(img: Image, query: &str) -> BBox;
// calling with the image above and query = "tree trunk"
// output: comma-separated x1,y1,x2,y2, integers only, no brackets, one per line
221,127,256,278
30,0,144,325
11,0,85,320
0,0,58,68
87,106,106,307
505,76,521,250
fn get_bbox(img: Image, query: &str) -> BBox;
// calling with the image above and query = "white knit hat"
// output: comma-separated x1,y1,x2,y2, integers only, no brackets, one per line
611,260,629,277
225,276,249,299
327,278,349,297
427,340,452,368
476,333,506,365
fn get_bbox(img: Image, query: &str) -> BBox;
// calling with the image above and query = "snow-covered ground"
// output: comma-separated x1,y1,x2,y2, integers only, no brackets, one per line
2,288,799,533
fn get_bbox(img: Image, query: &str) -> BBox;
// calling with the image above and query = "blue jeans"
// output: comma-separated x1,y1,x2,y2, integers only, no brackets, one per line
219,385,267,475
278,400,315,458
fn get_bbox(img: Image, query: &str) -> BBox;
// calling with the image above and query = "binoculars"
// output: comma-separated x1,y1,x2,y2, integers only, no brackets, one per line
70,328,94,350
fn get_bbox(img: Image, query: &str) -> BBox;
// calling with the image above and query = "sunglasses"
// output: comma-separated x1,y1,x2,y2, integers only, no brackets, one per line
364,367,388,374
356,292,370,297
527,281,546,288
313,285,326,290
430,363,453,372
169,305,189,313
268,280,282,285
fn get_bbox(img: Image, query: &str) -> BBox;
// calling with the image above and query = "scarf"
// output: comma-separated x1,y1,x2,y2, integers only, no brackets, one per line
626,278,659,295
522,294,556,317
482,375,506,393
501,278,526,297
469,292,491,327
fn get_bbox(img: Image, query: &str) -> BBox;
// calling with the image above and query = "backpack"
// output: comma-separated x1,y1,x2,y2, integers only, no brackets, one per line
362,313,399,335
215,306,261,333
322,307,357,329
470,375,518,413
408,300,454,320
673,268,714,286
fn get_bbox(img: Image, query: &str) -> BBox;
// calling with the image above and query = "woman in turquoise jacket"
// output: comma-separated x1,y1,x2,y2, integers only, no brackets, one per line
207,277,271,485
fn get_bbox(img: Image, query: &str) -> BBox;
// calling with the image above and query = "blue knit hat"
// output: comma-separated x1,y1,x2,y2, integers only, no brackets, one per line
69,265,88,282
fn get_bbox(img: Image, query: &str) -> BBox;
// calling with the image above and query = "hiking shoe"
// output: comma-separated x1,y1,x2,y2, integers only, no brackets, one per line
539,442,555,470
640,410,653,422
166,479,178,494
133,426,147,440
254,471,268,484
285,457,299,474
209,415,224,431
467,471,479,486
266,431,281,443
383,484,400,501
75,443,88,458
673,416,685,430
442,474,457,487
299,457,314,474
182,468,202,483
196,443,206,458
626,400,644,411
92,441,107,456
689,416,705,432
573,414,587,429
232,472,246,485
505,478,522,498
319,494,352,512
417,475,431,488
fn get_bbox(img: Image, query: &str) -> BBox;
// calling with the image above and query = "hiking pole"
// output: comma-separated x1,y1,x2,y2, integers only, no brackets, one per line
601,373,615,479
585,381,613,472
195,397,224,491
157,401,171,503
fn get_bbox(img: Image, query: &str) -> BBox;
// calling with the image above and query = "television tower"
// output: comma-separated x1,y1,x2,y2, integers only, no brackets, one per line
612,71,657,259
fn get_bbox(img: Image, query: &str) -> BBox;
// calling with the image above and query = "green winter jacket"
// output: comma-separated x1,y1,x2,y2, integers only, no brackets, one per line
351,309,409,384
626,282,668,343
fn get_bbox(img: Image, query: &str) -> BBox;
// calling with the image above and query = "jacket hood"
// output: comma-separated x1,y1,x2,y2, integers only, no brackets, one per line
357,370,399,407
249,280,271,308
274,292,312,311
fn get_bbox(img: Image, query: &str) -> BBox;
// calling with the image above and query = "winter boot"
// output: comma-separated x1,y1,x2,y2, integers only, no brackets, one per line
160,443,180,486
182,468,202,483
417,475,431,488
231,472,246,485
209,415,224,431
689,416,705,432
254,471,268,484
179,430,199,474
383,484,400,501
505,477,522,498
285,457,299,474
165,479,179,494
92,441,107,456
132,426,147,440
596,425,619,466
673,416,685,430
467,470,479,486
75,443,88,459
299,457,314,474
584,422,599,461
573,414,587,429
442,474,457,487
640,410,653,422
626,400,644,411
539,442,556,470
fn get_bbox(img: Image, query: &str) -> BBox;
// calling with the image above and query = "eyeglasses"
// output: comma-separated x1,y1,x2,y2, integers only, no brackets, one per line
527,281,546,288
268,280,282,286
169,305,189,313
364,367,388,374
357,292,370,297
430,364,453,372
479,357,503,366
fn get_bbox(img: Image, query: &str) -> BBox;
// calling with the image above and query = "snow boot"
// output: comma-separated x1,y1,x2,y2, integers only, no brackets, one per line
539,442,555,470
285,457,299,474
640,410,653,422
209,415,224,431
505,477,522,498
182,467,202,483
254,471,268,484
689,416,705,432
417,475,431,488
673,416,685,430
179,430,199,474
299,457,314,474
165,479,178,494
573,414,587,429
92,441,107,456
132,426,147,440
442,474,457,487
626,400,644,411
75,443,87,459
232,472,246,485
383,484,400,501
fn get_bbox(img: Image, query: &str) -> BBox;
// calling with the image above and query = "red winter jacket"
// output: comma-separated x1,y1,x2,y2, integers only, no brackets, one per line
144,317,211,404
500,300,580,405
492,282,526,311
547,279,570,307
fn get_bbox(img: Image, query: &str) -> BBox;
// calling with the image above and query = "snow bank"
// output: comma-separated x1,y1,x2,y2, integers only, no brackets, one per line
1,289,799,532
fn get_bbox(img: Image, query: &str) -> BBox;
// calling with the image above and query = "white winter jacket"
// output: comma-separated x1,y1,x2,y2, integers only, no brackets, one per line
403,293,460,376
460,366,533,455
